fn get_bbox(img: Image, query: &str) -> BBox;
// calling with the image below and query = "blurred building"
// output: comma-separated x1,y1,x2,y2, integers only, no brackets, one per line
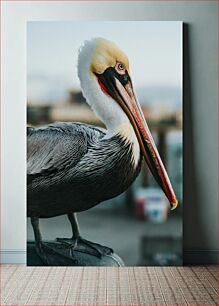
28,89,182,128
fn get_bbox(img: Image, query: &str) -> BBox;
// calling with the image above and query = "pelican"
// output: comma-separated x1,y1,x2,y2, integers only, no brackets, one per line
27,38,178,263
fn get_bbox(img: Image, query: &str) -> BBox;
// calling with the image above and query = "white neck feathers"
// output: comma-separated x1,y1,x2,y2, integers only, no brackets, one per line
77,39,140,166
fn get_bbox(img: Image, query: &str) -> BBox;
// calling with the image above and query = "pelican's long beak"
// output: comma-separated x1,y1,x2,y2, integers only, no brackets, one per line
96,67,178,210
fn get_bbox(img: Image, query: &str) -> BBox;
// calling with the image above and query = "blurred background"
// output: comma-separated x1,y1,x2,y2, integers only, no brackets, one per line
27,21,182,266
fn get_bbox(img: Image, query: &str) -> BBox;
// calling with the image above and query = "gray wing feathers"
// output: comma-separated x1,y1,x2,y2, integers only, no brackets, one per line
27,123,88,177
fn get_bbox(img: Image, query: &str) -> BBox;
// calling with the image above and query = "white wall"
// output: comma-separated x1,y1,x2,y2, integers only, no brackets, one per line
1,1,218,263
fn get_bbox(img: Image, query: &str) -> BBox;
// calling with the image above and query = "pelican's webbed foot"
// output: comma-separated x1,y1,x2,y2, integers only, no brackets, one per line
31,217,53,265
56,213,114,258
35,241,52,265
56,236,113,258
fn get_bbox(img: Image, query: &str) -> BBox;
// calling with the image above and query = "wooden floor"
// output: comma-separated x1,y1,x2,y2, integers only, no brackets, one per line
1,265,218,305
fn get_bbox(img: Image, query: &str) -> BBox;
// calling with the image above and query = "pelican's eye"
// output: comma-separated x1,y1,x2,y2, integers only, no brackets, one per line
118,63,125,70
115,62,126,74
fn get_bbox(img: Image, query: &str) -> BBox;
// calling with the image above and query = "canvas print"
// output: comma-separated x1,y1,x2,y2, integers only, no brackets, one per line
27,21,182,266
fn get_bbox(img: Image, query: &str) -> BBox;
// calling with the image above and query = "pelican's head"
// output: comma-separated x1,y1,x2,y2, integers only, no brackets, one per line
89,38,129,75
78,38,178,210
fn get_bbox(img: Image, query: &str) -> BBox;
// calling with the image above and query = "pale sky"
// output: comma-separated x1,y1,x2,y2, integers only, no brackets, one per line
27,21,182,105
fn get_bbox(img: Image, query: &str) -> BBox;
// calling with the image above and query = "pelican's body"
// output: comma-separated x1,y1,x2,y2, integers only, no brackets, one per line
27,122,142,217
27,38,177,263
